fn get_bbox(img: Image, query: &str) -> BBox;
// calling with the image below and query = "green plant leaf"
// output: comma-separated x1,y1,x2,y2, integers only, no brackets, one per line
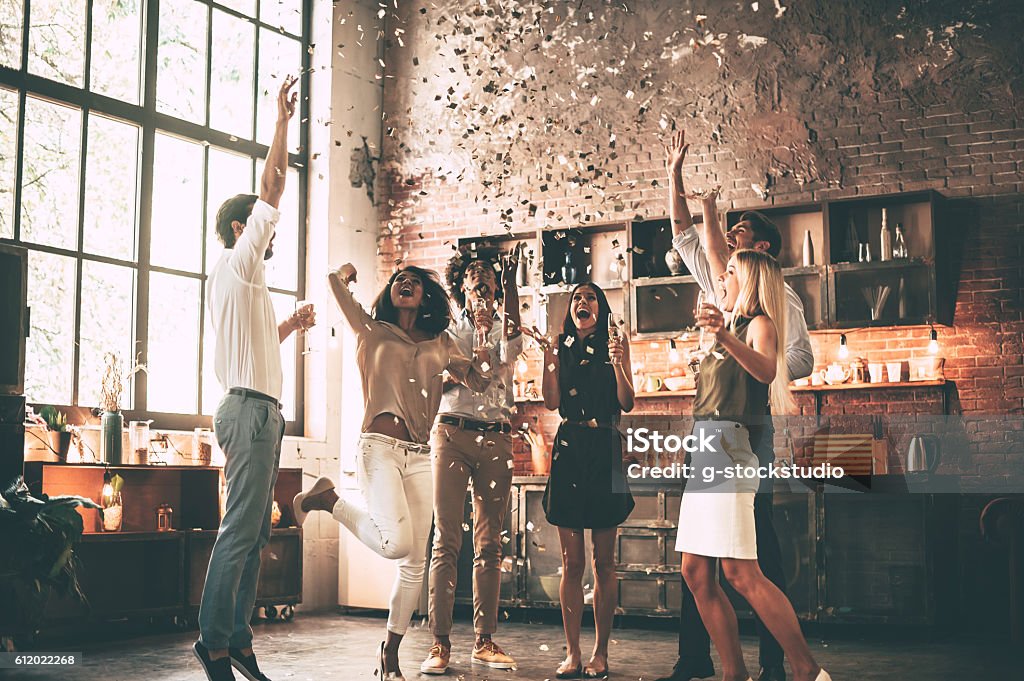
110,474,124,493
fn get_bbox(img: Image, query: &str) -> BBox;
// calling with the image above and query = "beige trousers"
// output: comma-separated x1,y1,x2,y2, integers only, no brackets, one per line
428,422,514,636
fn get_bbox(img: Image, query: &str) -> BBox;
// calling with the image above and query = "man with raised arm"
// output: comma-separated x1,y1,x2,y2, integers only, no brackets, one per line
193,75,314,681
655,130,814,681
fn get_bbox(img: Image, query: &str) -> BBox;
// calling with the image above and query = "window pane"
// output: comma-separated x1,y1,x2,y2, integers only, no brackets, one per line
79,261,136,408
20,97,81,249
84,115,139,261
210,10,255,137
256,30,300,149
216,0,255,18
260,0,301,37
24,251,76,405
271,292,296,421
27,0,86,87
147,272,199,413
151,133,203,272
0,88,17,239
205,147,253,273
200,316,219,415
157,0,208,124
91,0,143,103
256,159,298,290
0,0,23,69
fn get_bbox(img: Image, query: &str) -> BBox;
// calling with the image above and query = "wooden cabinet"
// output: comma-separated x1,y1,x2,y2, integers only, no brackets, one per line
458,189,956,343
23,462,303,625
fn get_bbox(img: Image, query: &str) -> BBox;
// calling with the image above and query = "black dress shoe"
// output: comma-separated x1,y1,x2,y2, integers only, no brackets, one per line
229,648,272,681
193,641,236,681
757,665,787,681
654,658,715,681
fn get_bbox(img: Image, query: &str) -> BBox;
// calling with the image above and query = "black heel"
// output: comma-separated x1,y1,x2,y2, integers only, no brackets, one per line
556,662,583,679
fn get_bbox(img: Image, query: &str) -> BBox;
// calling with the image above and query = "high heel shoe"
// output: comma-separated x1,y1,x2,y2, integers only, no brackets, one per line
555,661,582,679
583,665,610,678
378,641,405,681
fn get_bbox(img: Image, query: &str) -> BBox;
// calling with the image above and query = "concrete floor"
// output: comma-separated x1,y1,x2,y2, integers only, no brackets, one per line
6,611,1017,681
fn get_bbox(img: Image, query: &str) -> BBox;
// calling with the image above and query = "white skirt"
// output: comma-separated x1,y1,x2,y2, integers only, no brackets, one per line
675,421,760,560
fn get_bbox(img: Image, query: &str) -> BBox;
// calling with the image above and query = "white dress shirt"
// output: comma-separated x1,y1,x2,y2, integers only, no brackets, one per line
207,199,283,399
439,311,525,423
673,227,815,381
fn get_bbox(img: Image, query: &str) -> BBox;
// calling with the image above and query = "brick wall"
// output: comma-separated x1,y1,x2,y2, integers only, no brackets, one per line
369,1,1024,488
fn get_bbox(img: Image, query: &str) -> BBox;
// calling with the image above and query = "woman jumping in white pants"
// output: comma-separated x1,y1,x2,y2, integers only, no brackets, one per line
293,264,492,681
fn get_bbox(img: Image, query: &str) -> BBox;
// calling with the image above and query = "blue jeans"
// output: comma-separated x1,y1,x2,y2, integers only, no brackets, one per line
198,392,284,650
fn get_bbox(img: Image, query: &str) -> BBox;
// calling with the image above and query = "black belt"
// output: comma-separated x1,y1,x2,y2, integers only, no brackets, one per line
438,414,511,433
228,387,281,409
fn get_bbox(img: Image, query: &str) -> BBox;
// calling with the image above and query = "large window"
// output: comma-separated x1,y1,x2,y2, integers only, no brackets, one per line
0,0,310,432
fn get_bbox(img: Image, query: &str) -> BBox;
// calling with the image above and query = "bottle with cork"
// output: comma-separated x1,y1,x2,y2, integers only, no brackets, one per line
879,208,892,262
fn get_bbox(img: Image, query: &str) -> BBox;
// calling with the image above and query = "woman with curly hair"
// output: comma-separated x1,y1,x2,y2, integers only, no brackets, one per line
293,263,492,681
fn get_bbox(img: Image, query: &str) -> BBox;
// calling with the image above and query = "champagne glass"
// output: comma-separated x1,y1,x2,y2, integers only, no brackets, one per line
295,299,314,355
689,291,711,376
606,312,622,364
472,296,490,351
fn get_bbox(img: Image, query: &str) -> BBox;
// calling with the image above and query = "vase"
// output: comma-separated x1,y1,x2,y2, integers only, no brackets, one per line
665,248,685,275
49,431,71,461
560,250,578,285
101,411,124,465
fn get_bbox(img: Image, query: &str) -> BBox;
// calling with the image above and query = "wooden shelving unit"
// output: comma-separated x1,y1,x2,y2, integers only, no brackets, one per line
23,462,303,625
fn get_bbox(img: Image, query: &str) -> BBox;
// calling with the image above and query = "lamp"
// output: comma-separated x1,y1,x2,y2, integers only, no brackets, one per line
838,334,849,360
100,469,124,532
928,326,939,355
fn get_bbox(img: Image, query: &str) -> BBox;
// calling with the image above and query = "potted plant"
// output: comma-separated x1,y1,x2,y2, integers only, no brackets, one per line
38,406,71,461
0,477,99,650
99,352,146,465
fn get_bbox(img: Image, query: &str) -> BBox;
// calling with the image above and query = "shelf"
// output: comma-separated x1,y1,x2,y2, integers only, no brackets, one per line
632,274,697,287
782,265,824,277
539,280,624,295
80,530,184,541
828,258,930,273
792,379,945,392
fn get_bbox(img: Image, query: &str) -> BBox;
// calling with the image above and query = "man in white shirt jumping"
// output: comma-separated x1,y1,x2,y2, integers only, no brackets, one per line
193,75,315,681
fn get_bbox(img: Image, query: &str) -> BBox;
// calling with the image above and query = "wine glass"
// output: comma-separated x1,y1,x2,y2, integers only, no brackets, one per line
606,312,622,364
688,291,712,376
295,299,314,355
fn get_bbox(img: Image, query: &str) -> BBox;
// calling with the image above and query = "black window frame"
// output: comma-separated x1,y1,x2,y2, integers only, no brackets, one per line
0,0,312,436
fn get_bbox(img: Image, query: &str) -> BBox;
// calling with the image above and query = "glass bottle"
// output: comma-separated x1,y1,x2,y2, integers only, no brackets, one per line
892,223,908,259
879,208,892,262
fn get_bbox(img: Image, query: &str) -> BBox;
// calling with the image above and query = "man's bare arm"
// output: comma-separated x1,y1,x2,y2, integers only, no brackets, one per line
259,75,298,209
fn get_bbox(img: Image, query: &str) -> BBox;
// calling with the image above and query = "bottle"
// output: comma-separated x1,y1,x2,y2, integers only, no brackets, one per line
802,230,814,267
879,208,892,262
892,223,908,259
843,215,859,262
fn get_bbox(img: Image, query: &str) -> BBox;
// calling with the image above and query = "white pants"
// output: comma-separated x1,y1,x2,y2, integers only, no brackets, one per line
332,433,433,635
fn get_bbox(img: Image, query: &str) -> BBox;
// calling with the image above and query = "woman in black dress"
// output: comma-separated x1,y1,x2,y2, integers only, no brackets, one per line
534,282,635,679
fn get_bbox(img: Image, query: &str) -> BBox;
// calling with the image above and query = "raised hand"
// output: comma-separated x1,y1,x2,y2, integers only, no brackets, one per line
665,129,689,175
695,302,726,340
278,74,299,123
334,263,357,284
607,334,624,366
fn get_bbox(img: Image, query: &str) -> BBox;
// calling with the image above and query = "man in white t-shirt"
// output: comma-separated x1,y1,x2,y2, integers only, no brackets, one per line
193,76,315,681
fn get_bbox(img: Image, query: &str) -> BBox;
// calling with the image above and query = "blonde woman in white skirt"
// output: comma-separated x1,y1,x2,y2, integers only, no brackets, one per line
679,249,830,681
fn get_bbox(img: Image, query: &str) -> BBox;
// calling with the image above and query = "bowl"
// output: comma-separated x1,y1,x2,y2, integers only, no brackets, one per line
664,376,691,392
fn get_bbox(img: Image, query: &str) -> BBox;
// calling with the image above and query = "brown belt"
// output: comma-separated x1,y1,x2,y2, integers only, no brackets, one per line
438,414,512,433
